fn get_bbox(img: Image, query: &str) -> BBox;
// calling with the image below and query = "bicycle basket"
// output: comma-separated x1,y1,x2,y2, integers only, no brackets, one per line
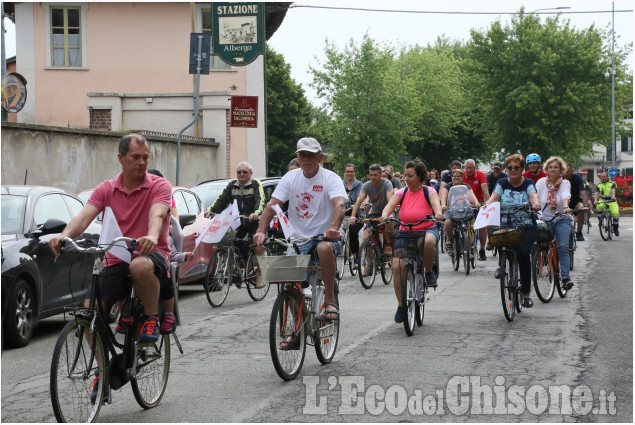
257,255,311,283
489,227,522,247
388,231,425,259
536,220,553,242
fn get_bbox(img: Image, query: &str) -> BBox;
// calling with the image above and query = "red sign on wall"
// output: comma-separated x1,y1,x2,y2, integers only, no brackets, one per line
230,96,258,128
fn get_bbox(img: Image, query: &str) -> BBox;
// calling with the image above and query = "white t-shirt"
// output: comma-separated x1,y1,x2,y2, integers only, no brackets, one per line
535,177,571,221
272,167,347,238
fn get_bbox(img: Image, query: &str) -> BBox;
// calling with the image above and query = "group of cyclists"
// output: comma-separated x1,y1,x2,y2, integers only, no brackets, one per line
49,133,623,365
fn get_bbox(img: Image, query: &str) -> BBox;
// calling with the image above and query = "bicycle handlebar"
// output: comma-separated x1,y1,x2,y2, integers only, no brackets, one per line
387,215,437,228
58,236,137,258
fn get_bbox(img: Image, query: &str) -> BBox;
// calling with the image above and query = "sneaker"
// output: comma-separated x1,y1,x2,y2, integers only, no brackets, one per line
478,249,487,261
576,232,585,241
494,268,501,279
89,375,99,404
138,316,160,343
394,306,406,323
522,297,534,308
160,312,176,333
425,271,437,287
302,287,312,299
614,228,620,237
562,278,575,290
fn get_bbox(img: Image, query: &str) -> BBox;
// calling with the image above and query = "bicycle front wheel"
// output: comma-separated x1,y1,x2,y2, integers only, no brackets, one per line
314,285,340,365
554,258,567,298
51,318,106,423
463,229,471,275
568,232,575,271
205,248,231,307
451,235,460,271
131,333,170,409
270,290,306,381
599,214,609,241
380,253,393,285
401,263,416,336
336,240,347,280
246,250,270,302
415,272,426,327
532,250,555,303
358,242,377,289
348,252,358,276
499,252,515,322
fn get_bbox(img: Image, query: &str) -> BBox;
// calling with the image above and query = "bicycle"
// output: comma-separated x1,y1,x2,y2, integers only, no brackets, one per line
387,216,438,336
204,227,271,307
596,197,616,241
336,211,358,280
489,204,537,322
446,206,478,275
532,214,571,302
50,237,172,423
259,235,340,381
358,218,393,289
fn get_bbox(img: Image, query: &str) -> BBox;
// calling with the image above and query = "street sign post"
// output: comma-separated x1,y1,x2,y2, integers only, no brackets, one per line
212,2,265,66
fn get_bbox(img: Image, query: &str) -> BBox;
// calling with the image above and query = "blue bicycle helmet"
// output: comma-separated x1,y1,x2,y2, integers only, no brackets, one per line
526,153,541,164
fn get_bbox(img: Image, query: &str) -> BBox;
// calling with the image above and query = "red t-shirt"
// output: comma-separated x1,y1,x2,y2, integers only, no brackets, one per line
394,187,436,231
463,170,488,202
88,172,172,266
522,169,547,185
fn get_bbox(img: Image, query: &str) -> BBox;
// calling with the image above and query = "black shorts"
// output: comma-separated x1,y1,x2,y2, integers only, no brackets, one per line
85,251,169,307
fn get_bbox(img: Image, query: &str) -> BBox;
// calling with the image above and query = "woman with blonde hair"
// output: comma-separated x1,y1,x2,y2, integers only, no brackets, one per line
535,156,574,290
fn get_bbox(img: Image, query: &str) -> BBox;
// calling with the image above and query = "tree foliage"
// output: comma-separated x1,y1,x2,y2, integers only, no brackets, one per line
265,44,312,176
466,11,632,164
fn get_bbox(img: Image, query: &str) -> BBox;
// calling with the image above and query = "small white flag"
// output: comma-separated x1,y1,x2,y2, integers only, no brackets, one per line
194,213,234,251
474,202,501,230
272,204,295,238
227,200,241,230
99,207,131,263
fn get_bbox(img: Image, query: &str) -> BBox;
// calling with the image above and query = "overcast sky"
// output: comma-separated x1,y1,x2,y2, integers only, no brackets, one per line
3,1,632,106
267,0,633,105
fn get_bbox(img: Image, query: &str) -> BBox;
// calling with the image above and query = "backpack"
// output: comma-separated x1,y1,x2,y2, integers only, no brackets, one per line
400,186,431,207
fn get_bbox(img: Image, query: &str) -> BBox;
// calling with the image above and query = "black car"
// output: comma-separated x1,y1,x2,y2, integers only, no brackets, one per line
1,186,101,348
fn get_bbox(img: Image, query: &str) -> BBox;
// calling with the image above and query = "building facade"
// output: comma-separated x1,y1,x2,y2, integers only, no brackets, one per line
8,2,279,184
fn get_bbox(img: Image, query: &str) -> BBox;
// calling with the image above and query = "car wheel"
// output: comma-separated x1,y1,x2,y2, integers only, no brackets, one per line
4,279,36,348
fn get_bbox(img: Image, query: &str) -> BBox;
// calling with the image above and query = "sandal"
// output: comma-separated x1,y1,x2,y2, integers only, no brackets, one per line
317,302,340,322
279,335,300,350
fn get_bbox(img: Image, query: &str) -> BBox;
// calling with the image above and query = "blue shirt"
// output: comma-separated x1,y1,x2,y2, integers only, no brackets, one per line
494,178,536,226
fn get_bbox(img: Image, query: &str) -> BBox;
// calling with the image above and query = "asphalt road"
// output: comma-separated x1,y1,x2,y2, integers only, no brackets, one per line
1,217,632,422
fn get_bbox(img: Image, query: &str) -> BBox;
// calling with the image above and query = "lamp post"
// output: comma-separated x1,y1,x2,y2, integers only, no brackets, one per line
530,6,571,14
604,3,617,169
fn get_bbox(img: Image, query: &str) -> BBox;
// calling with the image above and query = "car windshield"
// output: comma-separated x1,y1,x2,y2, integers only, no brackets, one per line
1,195,26,234
191,183,228,210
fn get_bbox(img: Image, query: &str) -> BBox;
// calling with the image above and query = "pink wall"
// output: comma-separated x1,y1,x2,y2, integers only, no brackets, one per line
32,3,246,127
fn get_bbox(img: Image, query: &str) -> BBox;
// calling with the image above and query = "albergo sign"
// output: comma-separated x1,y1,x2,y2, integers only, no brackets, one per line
212,2,265,66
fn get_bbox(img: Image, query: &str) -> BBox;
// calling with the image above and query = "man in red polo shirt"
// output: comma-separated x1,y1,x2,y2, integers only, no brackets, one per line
50,134,171,343
463,159,490,261
522,153,547,184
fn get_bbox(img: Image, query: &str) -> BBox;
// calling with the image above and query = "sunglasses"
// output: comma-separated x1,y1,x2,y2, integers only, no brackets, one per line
506,166,522,171
237,170,250,175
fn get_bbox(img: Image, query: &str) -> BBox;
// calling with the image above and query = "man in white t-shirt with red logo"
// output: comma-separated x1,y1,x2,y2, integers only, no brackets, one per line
255,137,347,322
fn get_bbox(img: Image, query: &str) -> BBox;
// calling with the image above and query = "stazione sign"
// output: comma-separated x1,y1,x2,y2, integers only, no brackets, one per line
212,2,265,66
230,96,258,128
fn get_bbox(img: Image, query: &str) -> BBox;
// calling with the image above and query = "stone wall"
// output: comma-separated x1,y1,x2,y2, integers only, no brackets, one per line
1,122,219,194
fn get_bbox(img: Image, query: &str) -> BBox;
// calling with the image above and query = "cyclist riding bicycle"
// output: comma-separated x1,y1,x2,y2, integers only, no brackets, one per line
254,137,347,322
563,163,593,241
482,153,541,308
523,153,547,185
536,156,575,290
350,163,394,276
49,134,171,343
206,161,267,286
440,168,481,252
342,163,364,269
594,171,620,236
381,160,444,323
463,159,490,261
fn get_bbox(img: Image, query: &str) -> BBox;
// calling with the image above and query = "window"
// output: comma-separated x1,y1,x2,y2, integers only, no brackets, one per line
201,7,232,70
32,194,72,230
45,4,87,68
62,195,84,217
51,7,82,67
621,136,632,153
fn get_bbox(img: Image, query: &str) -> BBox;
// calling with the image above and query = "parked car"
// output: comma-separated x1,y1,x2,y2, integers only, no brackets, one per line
191,177,281,210
1,186,102,348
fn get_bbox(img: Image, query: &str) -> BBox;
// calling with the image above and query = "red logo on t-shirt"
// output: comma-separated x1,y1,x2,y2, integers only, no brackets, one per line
313,185,323,192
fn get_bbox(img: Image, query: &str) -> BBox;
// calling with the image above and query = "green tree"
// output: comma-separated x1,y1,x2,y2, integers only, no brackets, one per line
310,35,413,173
266,44,312,176
466,10,632,163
